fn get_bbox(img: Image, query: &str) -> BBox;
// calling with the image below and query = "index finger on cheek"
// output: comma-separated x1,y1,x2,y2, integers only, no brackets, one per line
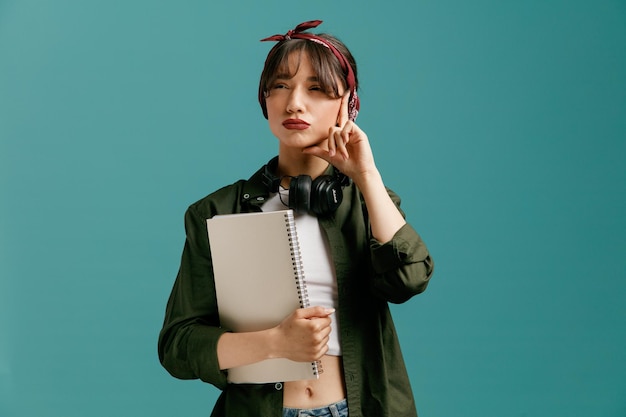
336,93,350,127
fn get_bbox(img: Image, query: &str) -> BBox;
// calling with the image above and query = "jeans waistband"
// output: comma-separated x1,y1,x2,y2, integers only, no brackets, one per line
283,398,348,417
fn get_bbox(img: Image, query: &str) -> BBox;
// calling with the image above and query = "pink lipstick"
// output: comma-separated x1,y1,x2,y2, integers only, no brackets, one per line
282,118,310,130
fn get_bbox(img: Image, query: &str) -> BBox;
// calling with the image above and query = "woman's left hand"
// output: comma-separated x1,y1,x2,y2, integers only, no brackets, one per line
305,92,407,242
303,94,376,185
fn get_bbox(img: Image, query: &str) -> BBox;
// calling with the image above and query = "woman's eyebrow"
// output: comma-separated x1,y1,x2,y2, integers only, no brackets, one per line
274,75,320,82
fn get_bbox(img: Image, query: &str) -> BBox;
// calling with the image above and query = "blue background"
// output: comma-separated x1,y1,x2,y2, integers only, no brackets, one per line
1,1,625,416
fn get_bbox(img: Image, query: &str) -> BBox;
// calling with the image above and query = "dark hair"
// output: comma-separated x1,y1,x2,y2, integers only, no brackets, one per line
258,34,358,118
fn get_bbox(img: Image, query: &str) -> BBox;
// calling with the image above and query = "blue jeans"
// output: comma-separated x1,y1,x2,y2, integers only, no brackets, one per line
283,398,348,417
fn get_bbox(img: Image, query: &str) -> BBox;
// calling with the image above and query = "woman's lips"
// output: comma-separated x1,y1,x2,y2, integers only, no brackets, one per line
282,119,310,130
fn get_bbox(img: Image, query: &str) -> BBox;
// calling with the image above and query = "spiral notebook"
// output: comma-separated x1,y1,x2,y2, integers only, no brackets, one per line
206,209,319,384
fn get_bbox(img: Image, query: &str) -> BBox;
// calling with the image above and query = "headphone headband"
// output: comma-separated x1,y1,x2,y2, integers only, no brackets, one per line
261,157,282,192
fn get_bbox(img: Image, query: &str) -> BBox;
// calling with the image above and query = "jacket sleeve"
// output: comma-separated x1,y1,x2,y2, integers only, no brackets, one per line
158,204,229,390
368,189,434,304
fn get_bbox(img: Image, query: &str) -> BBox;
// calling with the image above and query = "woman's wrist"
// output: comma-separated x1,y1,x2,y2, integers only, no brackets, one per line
217,328,278,370
351,166,381,191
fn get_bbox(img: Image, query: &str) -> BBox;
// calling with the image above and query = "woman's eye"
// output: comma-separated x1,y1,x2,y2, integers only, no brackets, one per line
309,86,322,91
272,84,287,90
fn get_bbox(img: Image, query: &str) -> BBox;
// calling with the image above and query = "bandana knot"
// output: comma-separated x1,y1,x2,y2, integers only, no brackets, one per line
260,20,323,43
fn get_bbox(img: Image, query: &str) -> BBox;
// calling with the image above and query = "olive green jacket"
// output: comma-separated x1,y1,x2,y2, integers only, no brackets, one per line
158,161,434,417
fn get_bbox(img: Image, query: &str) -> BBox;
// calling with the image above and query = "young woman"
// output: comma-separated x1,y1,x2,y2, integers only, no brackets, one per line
158,20,434,417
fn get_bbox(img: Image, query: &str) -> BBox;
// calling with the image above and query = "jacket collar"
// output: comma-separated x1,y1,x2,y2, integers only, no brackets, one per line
240,162,272,210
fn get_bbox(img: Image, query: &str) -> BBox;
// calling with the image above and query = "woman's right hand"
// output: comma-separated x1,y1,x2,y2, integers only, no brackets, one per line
217,306,334,370
270,306,334,362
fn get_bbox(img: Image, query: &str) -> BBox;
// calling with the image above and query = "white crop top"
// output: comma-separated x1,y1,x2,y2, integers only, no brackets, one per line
262,193,342,356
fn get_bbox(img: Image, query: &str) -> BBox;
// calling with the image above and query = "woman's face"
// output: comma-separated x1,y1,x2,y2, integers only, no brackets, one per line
265,52,344,151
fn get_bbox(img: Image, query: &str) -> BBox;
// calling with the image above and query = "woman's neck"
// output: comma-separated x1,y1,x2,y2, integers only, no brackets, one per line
276,148,330,180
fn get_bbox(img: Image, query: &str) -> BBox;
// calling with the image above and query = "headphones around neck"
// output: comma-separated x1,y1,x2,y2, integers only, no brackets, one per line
261,157,349,215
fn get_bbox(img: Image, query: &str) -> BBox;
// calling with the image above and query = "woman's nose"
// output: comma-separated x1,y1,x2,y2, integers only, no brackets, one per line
286,88,305,114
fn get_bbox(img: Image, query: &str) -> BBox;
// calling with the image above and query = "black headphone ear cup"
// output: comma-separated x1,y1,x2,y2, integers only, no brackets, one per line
289,175,312,213
310,175,343,215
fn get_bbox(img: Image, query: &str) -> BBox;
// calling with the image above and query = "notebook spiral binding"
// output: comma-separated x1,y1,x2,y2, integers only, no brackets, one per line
284,211,322,376
285,211,309,309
